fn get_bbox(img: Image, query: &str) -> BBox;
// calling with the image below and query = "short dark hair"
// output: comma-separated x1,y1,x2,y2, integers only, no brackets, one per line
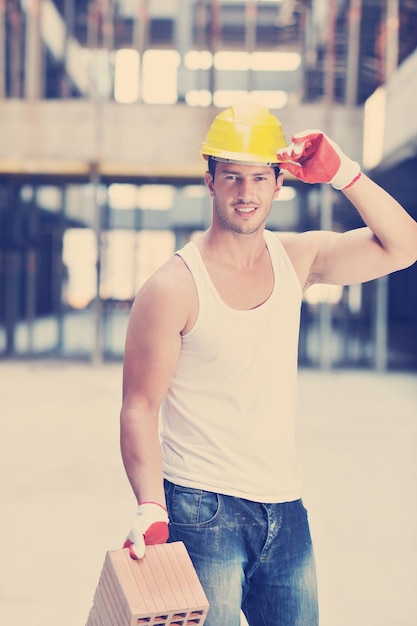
207,156,280,181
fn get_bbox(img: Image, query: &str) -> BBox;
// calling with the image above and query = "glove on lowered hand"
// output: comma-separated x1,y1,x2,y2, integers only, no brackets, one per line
123,502,169,559
277,130,361,190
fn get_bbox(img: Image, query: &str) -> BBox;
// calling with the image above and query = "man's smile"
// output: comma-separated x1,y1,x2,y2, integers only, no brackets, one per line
234,205,257,215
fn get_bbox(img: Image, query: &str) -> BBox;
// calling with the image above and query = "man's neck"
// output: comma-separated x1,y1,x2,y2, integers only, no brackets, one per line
198,227,268,269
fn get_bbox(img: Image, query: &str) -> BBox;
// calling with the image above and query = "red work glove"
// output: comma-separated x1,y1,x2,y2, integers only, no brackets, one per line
123,502,169,559
277,130,361,190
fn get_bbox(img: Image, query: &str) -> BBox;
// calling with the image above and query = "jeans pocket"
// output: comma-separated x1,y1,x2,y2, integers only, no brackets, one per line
167,483,220,527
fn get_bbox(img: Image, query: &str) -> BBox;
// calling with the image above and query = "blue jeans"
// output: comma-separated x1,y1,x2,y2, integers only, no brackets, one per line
164,480,319,626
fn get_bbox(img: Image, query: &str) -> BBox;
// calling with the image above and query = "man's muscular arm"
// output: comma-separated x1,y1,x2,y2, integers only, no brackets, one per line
277,131,417,288
120,256,192,557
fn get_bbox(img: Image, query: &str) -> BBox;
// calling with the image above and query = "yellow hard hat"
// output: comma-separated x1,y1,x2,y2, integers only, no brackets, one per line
200,101,287,165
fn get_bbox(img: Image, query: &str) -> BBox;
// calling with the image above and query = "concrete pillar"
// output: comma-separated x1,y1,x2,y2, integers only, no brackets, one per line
324,0,336,104
10,1,24,97
91,167,104,364
209,0,221,97
24,0,43,99
102,0,115,99
374,275,388,371
0,0,5,98
345,0,362,105
174,229,192,251
2,186,21,356
385,0,399,80
195,0,208,94
4,251,20,355
62,0,75,97
175,0,193,102
133,0,149,103
55,188,69,353
318,184,334,370
244,0,257,92
25,190,38,356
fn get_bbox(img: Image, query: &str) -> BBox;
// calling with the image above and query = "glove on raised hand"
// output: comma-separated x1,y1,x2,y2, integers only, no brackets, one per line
123,502,169,559
277,130,361,190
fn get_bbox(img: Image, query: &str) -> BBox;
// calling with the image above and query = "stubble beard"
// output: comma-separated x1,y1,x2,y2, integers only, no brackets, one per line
214,204,266,236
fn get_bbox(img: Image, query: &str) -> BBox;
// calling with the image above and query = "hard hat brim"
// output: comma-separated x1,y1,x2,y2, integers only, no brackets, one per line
205,155,282,167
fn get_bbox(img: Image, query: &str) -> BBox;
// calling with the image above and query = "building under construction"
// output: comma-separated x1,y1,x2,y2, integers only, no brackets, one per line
0,0,416,368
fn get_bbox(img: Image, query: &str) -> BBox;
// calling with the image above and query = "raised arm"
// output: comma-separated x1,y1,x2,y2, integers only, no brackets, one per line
120,255,193,557
278,131,417,288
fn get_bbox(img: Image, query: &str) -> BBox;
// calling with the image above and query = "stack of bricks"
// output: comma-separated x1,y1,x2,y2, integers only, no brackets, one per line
86,542,209,626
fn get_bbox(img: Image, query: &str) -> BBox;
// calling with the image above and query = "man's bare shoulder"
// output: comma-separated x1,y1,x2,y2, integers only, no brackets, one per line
275,229,321,244
275,229,336,255
274,230,327,289
130,253,197,333
274,230,320,257
145,253,193,291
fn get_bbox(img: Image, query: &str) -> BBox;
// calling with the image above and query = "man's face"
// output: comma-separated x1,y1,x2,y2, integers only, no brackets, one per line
205,161,283,236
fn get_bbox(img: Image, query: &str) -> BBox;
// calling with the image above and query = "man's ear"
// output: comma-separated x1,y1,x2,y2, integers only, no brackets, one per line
274,172,285,198
205,171,215,197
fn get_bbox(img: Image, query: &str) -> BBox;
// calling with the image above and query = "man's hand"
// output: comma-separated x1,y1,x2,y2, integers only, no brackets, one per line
277,130,361,190
123,502,169,559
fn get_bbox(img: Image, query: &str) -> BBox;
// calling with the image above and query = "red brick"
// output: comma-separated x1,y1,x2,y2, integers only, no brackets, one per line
86,542,209,626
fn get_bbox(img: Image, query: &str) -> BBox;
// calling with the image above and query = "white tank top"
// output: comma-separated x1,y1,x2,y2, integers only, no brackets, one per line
161,230,303,503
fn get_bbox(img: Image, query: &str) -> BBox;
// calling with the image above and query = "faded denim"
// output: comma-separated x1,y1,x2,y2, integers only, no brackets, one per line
164,480,319,626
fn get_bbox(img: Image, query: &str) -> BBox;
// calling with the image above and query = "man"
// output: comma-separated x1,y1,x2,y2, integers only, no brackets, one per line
120,102,417,626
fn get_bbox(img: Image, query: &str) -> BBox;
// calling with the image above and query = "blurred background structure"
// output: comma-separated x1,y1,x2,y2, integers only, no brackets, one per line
0,0,416,369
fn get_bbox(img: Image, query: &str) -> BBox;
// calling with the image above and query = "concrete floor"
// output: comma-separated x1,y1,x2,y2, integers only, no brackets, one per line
1,360,416,626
